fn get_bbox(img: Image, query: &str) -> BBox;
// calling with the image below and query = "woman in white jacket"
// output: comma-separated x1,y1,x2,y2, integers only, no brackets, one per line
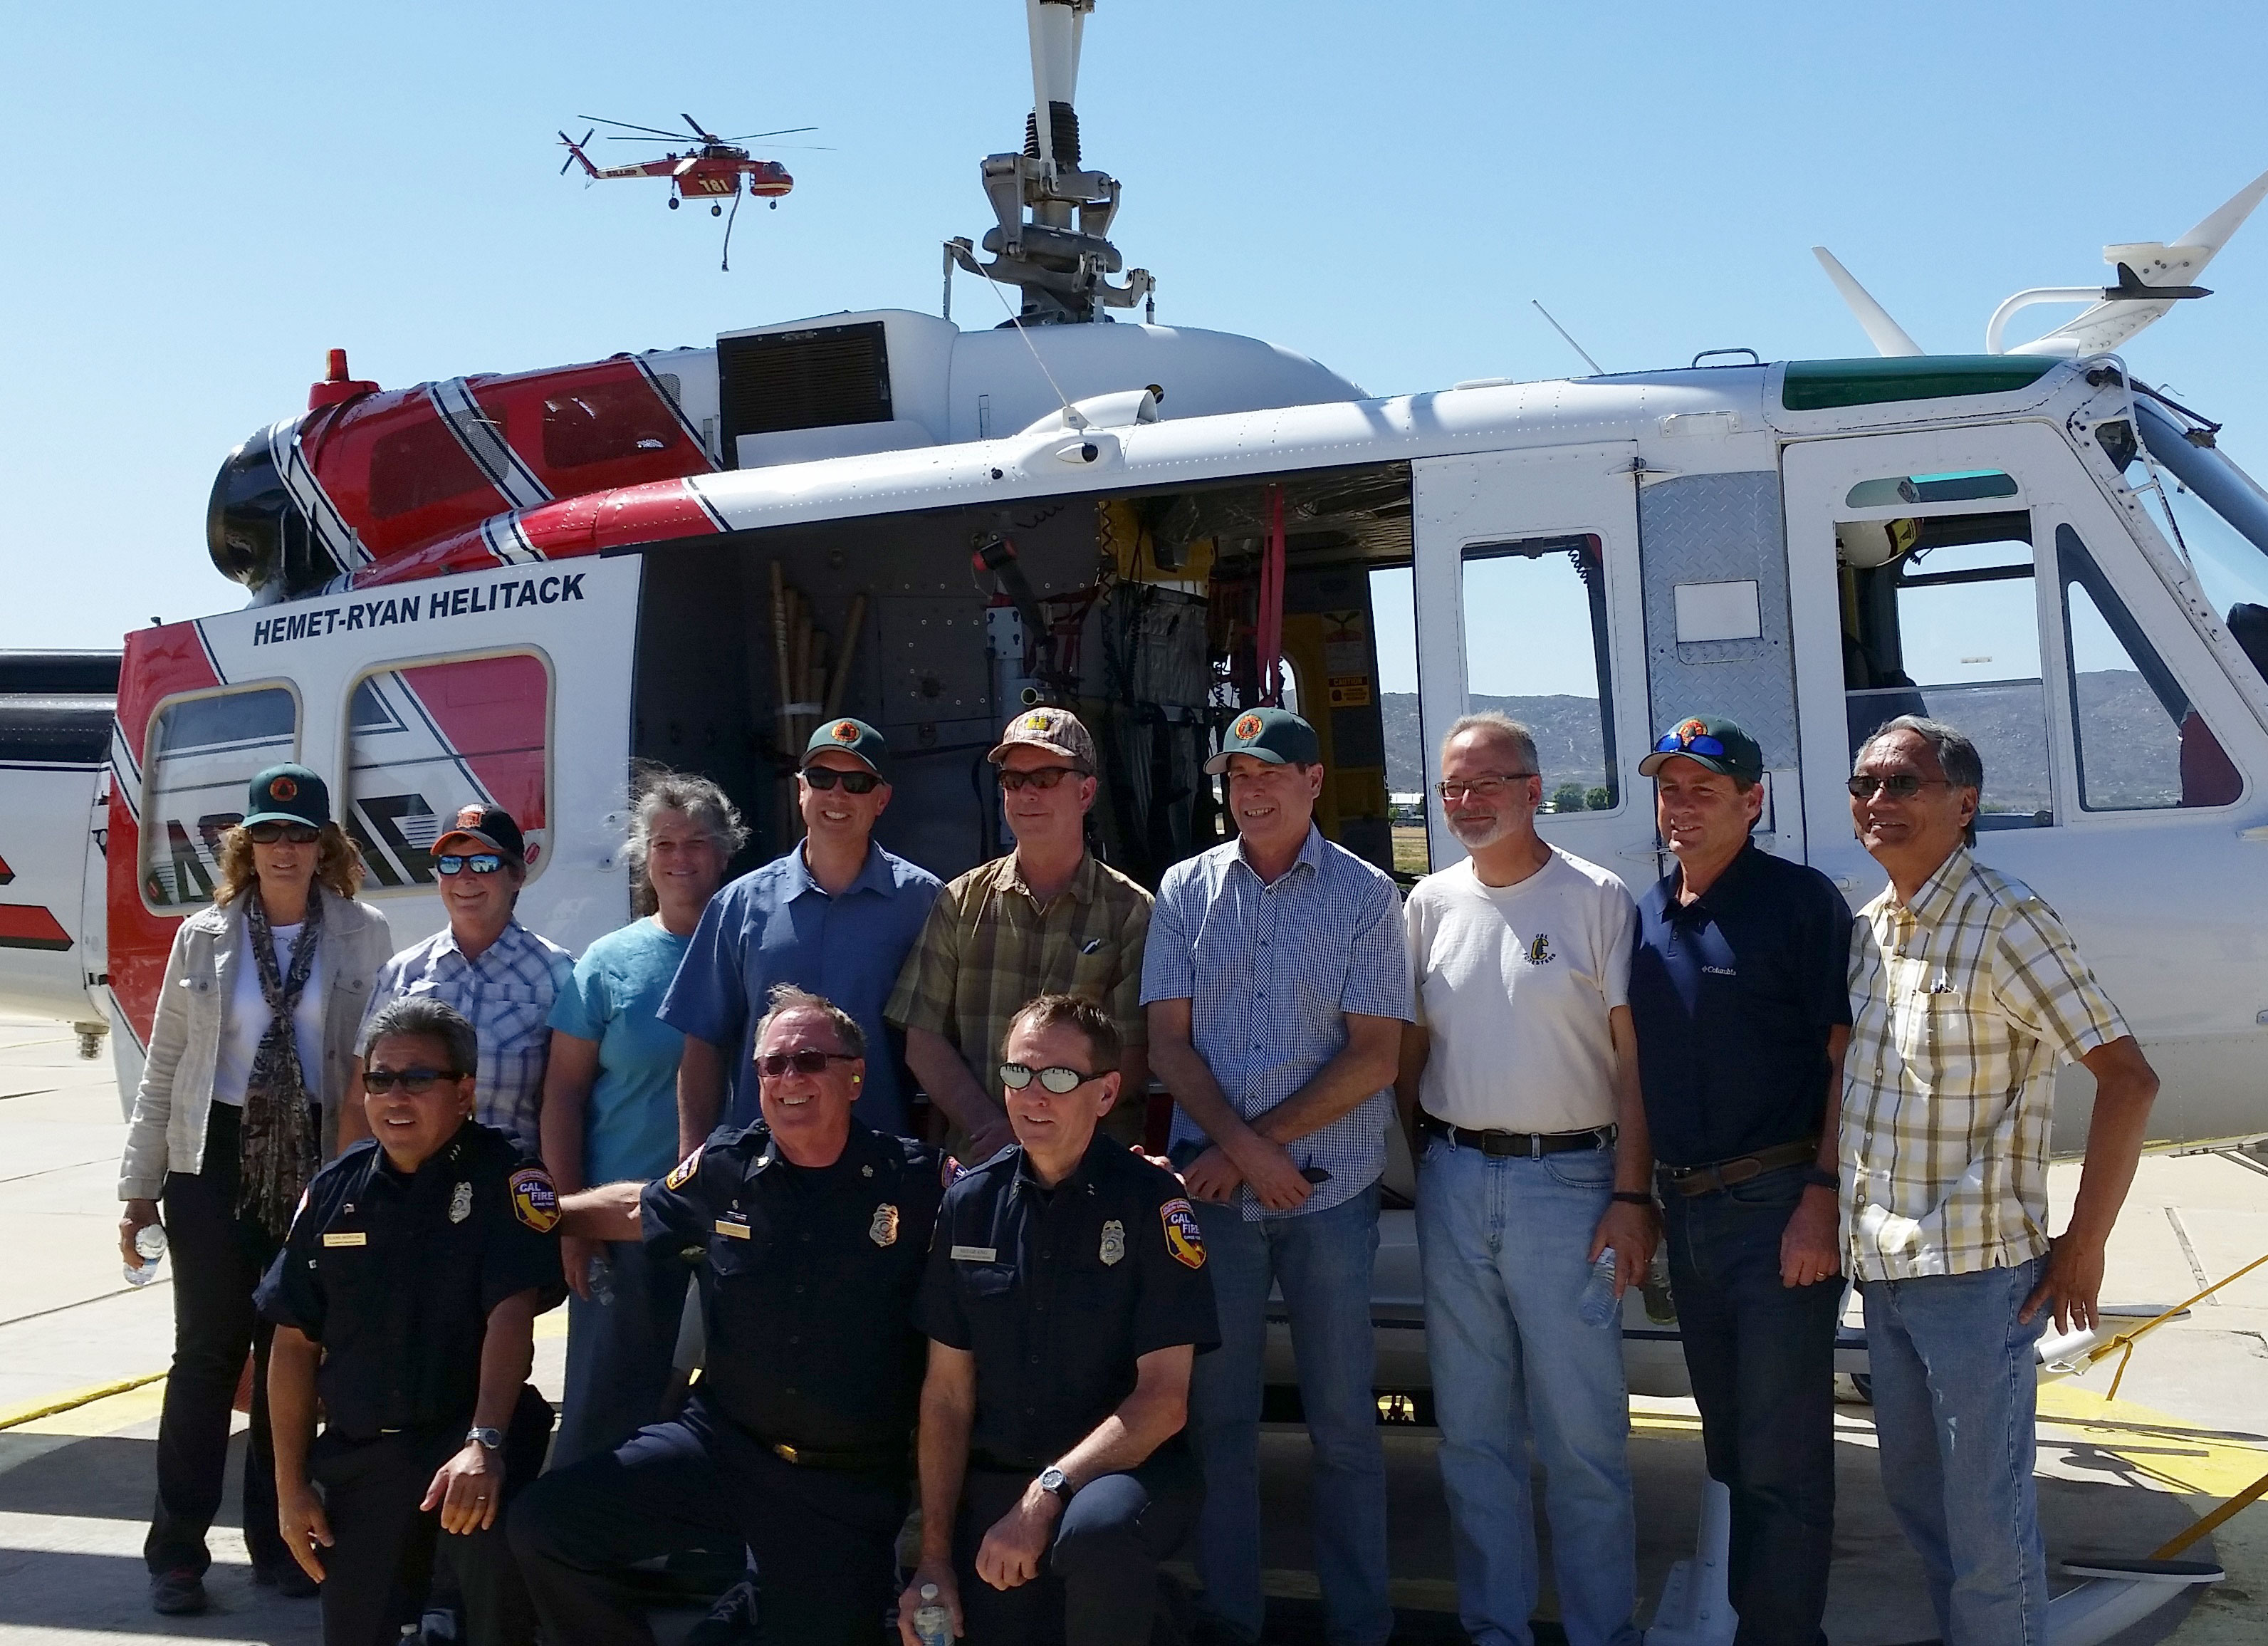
116,764,393,1617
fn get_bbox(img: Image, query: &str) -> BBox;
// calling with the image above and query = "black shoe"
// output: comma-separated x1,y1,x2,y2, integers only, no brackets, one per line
681,1579,759,1646
150,1568,209,1615
254,1560,322,1598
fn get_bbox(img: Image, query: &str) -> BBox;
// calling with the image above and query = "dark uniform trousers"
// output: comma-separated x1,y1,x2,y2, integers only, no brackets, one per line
509,1392,907,1646
1662,1162,1840,1646
953,1448,1200,1646
313,1382,553,1646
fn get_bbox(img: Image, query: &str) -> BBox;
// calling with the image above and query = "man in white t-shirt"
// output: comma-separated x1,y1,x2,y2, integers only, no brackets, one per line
1396,713,1655,1646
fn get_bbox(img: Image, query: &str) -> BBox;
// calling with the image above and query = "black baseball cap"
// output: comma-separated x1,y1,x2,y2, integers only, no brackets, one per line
1639,714,1765,784
1204,707,1321,774
803,717,891,781
432,803,528,865
243,764,331,830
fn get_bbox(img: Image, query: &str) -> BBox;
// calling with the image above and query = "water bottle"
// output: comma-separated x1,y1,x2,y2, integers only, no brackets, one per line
587,1252,616,1308
912,1583,953,1646
1577,1249,1619,1328
124,1223,167,1287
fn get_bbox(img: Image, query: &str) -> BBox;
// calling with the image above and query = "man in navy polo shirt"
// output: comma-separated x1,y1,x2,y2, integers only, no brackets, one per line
1626,715,1852,1646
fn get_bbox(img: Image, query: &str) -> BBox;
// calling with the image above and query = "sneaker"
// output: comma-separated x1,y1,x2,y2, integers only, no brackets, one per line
254,1560,321,1599
150,1568,209,1615
681,1579,759,1646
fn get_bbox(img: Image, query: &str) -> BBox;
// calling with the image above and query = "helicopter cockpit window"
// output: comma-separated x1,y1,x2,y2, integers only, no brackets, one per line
1844,471,2019,511
368,416,498,521
543,377,692,470
1459,534,1620,813
1839,511,2055,828
139,685,300,911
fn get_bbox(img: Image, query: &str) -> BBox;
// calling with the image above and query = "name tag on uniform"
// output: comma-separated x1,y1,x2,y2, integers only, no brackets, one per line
715,1218,751,1239
950,1244,997,1263
322,1231,367,1248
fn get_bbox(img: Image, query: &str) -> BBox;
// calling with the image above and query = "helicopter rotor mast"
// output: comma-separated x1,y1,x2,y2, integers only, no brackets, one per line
949,0,1153,325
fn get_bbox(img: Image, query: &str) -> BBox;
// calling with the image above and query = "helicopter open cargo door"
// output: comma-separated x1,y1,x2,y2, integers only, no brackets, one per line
1784,422,2268,1150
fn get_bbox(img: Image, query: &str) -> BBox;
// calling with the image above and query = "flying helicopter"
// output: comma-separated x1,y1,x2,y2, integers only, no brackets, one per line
556,113,817,268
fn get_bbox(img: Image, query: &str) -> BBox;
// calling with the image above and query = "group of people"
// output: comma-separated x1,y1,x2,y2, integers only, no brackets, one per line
113,690,2157,1646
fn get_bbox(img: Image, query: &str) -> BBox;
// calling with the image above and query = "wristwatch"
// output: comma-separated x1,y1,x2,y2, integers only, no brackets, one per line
466,1426,505,1452
1801,1167,1839,1192
1035,1465,1073,1504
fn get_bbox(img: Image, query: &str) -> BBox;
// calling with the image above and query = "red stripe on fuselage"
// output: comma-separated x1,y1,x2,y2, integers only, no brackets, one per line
0,905,73,952
350,476,726,588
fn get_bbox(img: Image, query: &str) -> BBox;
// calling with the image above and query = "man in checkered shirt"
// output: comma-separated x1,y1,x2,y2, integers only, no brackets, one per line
1843,716,2158,1646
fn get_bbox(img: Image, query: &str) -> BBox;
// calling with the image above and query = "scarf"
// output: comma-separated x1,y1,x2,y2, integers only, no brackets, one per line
236,887,325,1239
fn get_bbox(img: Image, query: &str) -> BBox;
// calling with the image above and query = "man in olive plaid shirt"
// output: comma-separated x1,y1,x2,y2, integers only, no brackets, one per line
1843,716,2158,1646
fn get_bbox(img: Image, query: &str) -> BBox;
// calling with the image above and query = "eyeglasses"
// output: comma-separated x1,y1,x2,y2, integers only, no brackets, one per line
434,853,504,876
362,1066,461,1094
999,1062,1104,1094
248,822,320,845
1653,731,1728,759
998,766,1082,792
802,766,883,794
1846,773,1955,801
755,1049,857,1078
1434,773,1537,802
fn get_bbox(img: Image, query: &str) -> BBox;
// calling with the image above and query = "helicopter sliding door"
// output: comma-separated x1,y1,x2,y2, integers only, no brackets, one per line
1784,422,2268,1150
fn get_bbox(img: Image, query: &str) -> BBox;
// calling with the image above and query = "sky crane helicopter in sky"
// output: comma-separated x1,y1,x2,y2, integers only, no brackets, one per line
557,113,823,269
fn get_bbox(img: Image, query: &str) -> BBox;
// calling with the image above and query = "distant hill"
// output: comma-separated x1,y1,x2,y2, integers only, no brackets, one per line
1379,694,1607,797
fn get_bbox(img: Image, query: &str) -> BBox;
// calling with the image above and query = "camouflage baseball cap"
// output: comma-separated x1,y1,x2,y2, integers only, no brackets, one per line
988,706,1096,773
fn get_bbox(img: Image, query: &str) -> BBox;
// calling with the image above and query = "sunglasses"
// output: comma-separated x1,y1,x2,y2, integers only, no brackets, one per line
1846,773,1955,801
998,766,1082,792
756,1048,857,1078
363,1066,462,1094
803,766,883,794
1435,773,1537,801
435,853,504,876
248,822,320,845
1653,731,1728,759
999,1062,1104,1094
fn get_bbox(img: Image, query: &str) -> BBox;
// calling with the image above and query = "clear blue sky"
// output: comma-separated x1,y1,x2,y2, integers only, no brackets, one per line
4,1,2264,651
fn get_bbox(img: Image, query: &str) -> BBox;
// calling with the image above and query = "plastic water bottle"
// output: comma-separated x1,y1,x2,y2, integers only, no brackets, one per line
587,1252,616,1308
1577,1250,1619,1327
912,1583,953,1646
124,1223,167,1287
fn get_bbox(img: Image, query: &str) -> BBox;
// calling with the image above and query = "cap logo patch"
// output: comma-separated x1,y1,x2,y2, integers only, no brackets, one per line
1023,710,1053,732
1233,713,1263,741
831,721,859,743
455,805,485,830
1160,1197,1206,1269
1674,719,1708,746
508,1166,560,1233
269,776,298,801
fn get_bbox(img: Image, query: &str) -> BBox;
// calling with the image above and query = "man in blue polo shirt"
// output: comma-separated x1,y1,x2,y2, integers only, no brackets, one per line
659,719,940,1149
1626,715,1852,1646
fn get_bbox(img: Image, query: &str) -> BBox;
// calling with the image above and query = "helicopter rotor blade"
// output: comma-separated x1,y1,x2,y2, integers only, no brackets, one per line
558,128,595,175
718,126,819,141
681,113,722,143
578,115,692,139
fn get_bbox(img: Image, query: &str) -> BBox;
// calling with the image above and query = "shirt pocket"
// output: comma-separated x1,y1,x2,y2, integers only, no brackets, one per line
475,984,552,1056
959,1261,1020,1308
1067,938,1122,1001
1898,986,1982,1097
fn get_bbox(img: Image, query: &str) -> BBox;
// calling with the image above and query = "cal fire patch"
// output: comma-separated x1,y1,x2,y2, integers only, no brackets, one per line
665,1147,702,1191
1160,1197,1206,1270
510,1167,560,1233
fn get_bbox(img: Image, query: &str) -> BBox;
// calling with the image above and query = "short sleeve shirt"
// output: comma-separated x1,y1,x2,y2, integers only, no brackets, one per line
640,1118,944,1452
256,1122,565,1439
1842,850,2129,1281
885,850,1152,1095
1628,845,1854,1167
548,918,691,1186
362,920,575,1155
659,844,940,1137
1141,827,1413,1219
1404,849,1634,1133
916,1137,1218,1469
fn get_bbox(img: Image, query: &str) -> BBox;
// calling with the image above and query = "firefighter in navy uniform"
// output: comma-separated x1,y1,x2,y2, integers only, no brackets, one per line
899,995,1217,1646
509,984,946,1646
260,994,563,1646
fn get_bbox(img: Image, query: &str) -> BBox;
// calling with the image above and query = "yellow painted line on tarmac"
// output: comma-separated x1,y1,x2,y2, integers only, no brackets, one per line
0,1372,167,1434
2037,1380,2268,1499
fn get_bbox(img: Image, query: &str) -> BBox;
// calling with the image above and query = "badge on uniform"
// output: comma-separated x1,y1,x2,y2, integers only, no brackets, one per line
665,1147,702,1191
1159,1198,1206,1269
449,1182,473,1224
1099,1219,1126,1266
869,1203,900,1247
509,1167,560,1233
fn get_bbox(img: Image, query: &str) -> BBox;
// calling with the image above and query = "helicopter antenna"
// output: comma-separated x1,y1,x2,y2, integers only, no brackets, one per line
1531,300,1606,376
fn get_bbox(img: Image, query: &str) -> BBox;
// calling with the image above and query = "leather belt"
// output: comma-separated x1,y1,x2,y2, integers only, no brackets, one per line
728,1415,906,1472
1658,1137,1819,1197
1421,1115,1616,1159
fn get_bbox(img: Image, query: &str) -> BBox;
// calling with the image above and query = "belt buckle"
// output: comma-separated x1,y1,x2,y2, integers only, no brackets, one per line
773,1442,800,1465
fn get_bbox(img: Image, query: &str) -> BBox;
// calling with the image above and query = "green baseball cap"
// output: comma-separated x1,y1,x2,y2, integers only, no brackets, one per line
1639,714,1764,784
242,764,331,830
1204,707,1321,774
803,717,891,780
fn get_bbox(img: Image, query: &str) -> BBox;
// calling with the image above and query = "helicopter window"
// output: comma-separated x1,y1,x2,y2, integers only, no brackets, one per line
2057,526,2242,811
139,685,300,912
543,377,690,470
1844,470,2018,510
1842,519,2055,828
343,652,552,892
368,415,498,521
1459,534,1619,814
1371,565,1428,879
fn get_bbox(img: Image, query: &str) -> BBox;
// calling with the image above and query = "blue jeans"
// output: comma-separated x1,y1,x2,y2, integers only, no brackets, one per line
1861,1256,2049,1646
1661,1165,1839,1646
1416,1137,1639,1646
1183,1179,1391,1646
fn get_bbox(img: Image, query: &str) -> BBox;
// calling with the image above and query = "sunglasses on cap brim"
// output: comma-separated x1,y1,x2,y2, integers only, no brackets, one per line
1653,731,1729,759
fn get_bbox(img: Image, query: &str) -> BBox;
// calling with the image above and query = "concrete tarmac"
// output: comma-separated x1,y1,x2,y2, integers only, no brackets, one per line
1,1012,2262,1645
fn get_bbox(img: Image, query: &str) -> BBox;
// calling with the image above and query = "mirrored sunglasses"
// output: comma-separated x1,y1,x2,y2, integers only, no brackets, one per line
802,766,883,793
363,1066,461,1094
434,853,504,876
247,822,321,845
1653,731,1728,759
998,1062,1102,1094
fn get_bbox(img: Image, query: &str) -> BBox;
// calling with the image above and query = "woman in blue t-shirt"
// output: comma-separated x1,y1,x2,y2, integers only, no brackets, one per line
539,770,744,1466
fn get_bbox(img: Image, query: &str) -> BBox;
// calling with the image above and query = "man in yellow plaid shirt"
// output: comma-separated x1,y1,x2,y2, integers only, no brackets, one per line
1842,715,2159,1646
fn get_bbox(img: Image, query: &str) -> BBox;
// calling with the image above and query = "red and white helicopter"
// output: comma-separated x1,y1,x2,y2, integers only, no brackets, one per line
558,113,813,268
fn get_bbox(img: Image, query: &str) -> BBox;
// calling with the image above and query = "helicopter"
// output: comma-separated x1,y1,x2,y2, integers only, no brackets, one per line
556,113,815,268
